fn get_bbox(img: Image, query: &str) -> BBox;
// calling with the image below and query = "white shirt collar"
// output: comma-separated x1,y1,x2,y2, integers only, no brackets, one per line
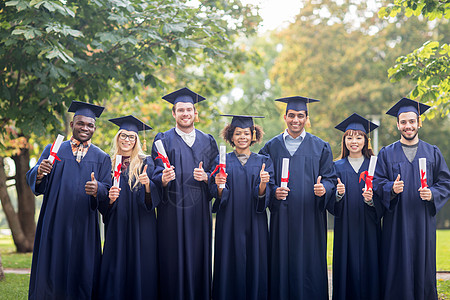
175,126,196,147
283,129,306,141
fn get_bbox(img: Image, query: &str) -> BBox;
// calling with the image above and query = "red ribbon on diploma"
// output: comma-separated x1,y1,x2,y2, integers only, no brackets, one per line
359,171,373,190
155,152,171,169
281,171,289,183
114,163,122,182
210,164,226,177
49,141,61,162
420,169,428,188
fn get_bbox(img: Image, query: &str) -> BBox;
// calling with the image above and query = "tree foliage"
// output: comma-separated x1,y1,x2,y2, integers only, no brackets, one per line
379,0,450,118
0,0,261,251
1,0,261,139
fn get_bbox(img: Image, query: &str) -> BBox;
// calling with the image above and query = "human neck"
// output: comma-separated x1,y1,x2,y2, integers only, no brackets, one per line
348,152,363,159
287,129,303,139
400,135,419,146
176,124,194,134
119,150,132,156
234,147,251,156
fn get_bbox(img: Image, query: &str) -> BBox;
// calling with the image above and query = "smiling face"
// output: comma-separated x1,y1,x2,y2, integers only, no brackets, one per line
344,132,365,158
231,127,252,152
172,102,196,131
70,115,96,142
397,111,419,144
284,109,307,138
117,129,137,155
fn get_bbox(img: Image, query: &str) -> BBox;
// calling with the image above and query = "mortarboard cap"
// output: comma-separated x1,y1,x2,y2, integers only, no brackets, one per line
162,87,206,105
68,100,104,119
335,113,378,134
109,115,152,134
386,97,431,117
275,96,319,112
221,114,264,129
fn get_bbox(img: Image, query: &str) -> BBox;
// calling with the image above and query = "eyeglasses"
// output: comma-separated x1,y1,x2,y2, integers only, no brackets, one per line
119,133,136,141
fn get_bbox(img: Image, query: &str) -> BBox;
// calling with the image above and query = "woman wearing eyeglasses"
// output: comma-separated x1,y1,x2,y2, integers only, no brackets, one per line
98,116,160,300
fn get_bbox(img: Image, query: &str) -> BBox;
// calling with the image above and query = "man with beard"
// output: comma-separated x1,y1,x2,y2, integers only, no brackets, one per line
151,87,218,300
373,97,450,300
26,101,111,299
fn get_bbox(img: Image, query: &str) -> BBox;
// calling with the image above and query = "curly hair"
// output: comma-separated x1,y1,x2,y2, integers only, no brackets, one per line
221,124,264,147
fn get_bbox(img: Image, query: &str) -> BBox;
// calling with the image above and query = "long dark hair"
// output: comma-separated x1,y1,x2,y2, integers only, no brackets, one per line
338,129,374,160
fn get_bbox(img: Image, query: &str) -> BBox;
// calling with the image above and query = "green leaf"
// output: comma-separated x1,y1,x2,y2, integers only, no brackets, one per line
24,29,36,40
162,22,187,34
43,1,56,12
177,38,202,48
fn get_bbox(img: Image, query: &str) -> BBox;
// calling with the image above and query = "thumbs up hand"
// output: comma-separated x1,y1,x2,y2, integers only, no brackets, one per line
336,178,345,196
260,163,270,184
314,175,326,197
258,163,270,196
138,165,150,185
85,172,99,197
194,161,208,182
392,174,404,194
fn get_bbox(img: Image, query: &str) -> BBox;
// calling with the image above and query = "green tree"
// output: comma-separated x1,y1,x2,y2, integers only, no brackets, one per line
0,0,260,251
379,0,450,117
269,0,448,156
212,33,285,152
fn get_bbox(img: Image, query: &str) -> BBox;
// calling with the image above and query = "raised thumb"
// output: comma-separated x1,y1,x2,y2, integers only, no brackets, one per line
261,163,266,172
199,161,203,169
91,172,96,181
142,164,148,174
396,174,401,182
317,175,322,184
337,178,342,184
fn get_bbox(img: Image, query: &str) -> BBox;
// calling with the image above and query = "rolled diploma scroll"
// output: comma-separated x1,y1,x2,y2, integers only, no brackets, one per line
280,158,289,200
155,140,170,169
419,158,427,188
113,155,122,188
44,134,64,175
366,155,378,190
219,145,226,189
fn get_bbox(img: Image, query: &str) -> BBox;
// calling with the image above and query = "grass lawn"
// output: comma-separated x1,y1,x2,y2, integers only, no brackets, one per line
0,230,449,299
327,229,450,271
0,273,30,300
437,230,450,271
0,235,32,269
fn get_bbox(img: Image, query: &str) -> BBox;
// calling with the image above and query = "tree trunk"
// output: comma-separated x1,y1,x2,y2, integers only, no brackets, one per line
0,157,33,252
0,252,4,281
12,149,36,247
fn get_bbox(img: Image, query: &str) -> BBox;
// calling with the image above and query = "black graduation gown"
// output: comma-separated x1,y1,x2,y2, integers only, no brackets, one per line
26,141,111,300
98,156,161,300
259,132,336,300
210,152,275,300
329,157,381,300
151,128,218,300
373,140,450,300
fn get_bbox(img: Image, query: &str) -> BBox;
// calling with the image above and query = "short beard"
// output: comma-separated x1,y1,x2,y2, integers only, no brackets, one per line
401,130,418,141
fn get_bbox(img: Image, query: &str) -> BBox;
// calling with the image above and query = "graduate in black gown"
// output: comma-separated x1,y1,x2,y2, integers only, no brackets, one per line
373,98,450,300
259,97,337,300
329,113,381,300
26,101,111,300
151,88,218,300
98,115,160,300
210,115,274,300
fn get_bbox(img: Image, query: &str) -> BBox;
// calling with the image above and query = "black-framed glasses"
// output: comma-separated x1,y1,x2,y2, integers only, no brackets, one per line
119,133,136,141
